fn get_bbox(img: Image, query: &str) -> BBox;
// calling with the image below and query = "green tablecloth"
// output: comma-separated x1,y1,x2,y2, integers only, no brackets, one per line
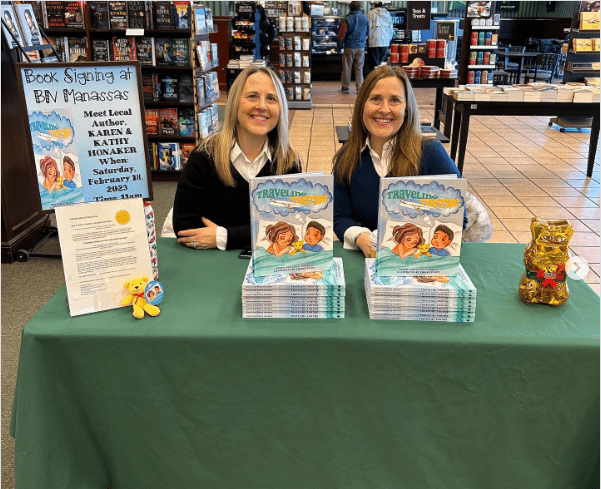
11,240,600,489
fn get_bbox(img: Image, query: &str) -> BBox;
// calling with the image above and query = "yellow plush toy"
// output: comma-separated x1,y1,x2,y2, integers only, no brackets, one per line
121,276,160,319
414,243,432,258
289,240,306,256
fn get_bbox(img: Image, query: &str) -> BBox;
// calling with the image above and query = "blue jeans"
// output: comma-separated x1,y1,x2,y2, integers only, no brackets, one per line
341,47,365,91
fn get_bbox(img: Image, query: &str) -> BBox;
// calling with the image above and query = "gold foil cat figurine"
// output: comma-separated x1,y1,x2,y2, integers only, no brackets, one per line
518,217,573,306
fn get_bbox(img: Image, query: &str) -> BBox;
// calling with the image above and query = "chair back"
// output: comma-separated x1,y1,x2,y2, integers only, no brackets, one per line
527,53,560,82
507,46,526,53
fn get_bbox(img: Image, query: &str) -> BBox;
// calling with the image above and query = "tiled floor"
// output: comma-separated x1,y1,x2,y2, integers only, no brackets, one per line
289,81,601,294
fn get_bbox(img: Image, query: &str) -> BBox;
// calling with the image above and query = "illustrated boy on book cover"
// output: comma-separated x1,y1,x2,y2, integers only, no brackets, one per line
376,176,467,276
250,174,334,277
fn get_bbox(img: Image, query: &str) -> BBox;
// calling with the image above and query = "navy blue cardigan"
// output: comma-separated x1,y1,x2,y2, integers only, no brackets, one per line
333,139,467,242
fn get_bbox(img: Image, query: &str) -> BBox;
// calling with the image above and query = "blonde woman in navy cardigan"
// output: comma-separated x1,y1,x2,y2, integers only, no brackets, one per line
333,65,466,257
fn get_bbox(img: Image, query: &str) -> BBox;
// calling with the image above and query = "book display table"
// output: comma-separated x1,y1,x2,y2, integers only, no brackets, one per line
408,77,459,129
11,240,599,488
449,100,600,177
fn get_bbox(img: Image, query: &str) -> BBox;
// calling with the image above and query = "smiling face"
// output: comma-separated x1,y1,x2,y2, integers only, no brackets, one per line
362,75,406,150
277,231,293,247
46,164,57,182
237,72,280,145
304,227,323,246
431,230,451,250
402,232,420,250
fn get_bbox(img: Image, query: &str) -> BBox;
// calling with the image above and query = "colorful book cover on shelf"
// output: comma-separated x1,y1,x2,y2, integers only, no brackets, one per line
2,4,24,49
375,176,467,277
205,7,213,29
211,43,219,66
46,36,64,61
178,73,194,103
43,1,67,28
250,174,334,277
145,109,159,135
172,38,190,66
89,1,109,28
157,142,179,170
147,142,155,170
67,37,88,62
26,1,44,26
14,3,42,46
160,75,179,101
181,143,195,168
194,7,206,33
108,1,127,29
159,108,178,136
195,43,209,71
178,108,195,137
112,37,136,61
153,1,174,29
127,1,146,28
136,36,154,65
64,1,84,28
91,39,110,61
196,77,205,106
155,38,175,66
141,74,154,102
173,1,191,29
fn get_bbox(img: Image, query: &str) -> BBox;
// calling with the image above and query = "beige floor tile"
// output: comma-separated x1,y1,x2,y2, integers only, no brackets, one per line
552,196,598,208
489,230,518,243
469,178,504,187
507,187,549,197
517,196,558,207
586,283,600,296
526,207,576,220
569,207,600,220
590,263,601,276
581,220,600,234
490,218,507,231
488,206,535,219
544,187,589,197
511,231,532,243
480,195,523,206
579,187,600,198
472,186,513,196
501,218,536,232
570,220,598,233
499,178,539,188
488,169,527,179
530,178,570,187
571,232,600,247
585,273,600,284
570,246,601,264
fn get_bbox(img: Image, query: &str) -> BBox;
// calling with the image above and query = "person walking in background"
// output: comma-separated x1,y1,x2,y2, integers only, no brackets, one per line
339,1,369,93
367,2,393,70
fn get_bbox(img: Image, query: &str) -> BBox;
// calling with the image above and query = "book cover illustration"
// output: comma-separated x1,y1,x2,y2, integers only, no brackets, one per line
46,36,65,62
64,1,84,28
180,143,195,168
153,1,174,29
159,75,179,101
178,108,195,137
108,1,127,29
159,108,178,136
145,109,159,134
171,38,190,66
14,3,41,46
136,36,154,65
178,73,194,102
67,37,88,62
250,174,334,277
43,1,66,28
112,36,136,61
193,6,206,33
91,39,110,61
28,108,84,210
89,1,109,28
174,1,191,29
155,38,175,66
376,176,467,276
127,1,146,28
141,74,154,102
2,4,23,48
158,142,179,170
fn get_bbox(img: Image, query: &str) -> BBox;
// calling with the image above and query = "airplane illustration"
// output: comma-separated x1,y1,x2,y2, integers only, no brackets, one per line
37,132,63,143
398,199,459,213
268,198,299,210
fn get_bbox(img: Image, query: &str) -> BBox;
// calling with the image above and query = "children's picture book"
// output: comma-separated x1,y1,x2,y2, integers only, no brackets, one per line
174,1,191,29
158,108,178,136
250,173,334,277
136,36,155,65
178,108,195,137
153,1,174,29
127,1,147,29
89,1,109,28
14,3,42,46
376,176,467,276
2,4,23,48
178,73,194,102
108,1,127,29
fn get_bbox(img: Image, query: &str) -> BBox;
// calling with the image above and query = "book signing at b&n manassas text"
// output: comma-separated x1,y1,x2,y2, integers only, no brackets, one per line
1,0,600,487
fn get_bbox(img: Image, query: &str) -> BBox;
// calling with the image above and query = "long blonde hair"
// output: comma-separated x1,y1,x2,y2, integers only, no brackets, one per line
333,65,423,186
198,65,300,186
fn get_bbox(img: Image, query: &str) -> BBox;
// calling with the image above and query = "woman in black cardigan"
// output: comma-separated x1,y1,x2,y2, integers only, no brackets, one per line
173,66,302,250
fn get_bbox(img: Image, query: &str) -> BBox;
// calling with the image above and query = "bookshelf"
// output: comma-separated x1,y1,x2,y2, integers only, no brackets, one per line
459,13,501,85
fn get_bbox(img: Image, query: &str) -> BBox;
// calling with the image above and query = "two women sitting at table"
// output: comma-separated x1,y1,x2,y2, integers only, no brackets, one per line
333,65,467,257
172,66,302,250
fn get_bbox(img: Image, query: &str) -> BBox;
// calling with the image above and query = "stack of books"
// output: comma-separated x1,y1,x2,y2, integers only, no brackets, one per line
368,175,476,322
364,261,477,322
242,258,346,319
242,173,345,319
